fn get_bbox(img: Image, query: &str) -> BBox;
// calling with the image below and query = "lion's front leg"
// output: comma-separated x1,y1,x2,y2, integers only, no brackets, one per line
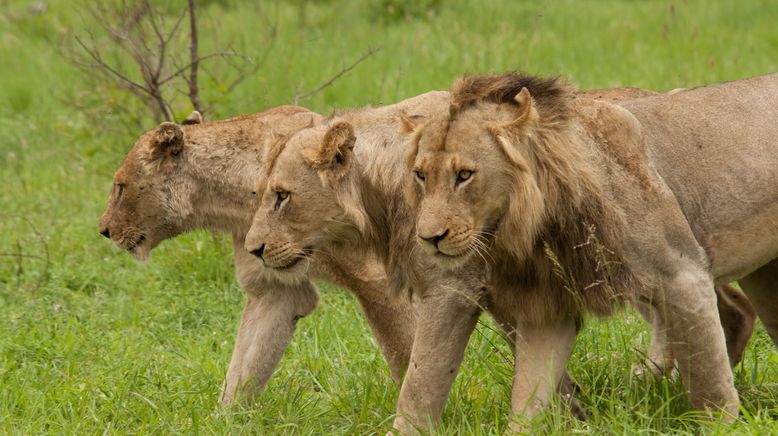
353,289,415,384
221,280,319,405
391,284,483,434
634,284,757,375
489,307,588,421
632,300,675,375
509,316,578,432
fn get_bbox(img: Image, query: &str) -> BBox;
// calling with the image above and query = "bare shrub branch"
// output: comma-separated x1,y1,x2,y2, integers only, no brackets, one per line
68,0,269,124
294,47,381,105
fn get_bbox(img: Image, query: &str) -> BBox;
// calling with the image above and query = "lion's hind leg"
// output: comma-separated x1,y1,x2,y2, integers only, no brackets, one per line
739,259,778,347
716,284,757,366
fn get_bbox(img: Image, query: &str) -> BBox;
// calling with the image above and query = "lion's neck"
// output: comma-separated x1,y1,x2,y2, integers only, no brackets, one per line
178,122,265,237
318,108,424,281
338,157,417,286
173,107,318,237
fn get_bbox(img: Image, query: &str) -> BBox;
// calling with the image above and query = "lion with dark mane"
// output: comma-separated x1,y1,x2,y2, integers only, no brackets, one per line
404,72,778,427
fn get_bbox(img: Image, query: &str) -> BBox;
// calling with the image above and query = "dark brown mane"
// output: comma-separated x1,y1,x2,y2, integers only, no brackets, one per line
450,72,574,122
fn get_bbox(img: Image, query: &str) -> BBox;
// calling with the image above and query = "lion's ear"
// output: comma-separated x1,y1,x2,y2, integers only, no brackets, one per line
311,121,356,179
398,111,419,135
181,111,203,125
505,87,539,130
485,122,530,173
151,122,185,159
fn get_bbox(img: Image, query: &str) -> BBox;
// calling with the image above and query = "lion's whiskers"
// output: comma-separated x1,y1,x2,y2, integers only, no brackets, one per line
468,231,494,264
469,237,493,265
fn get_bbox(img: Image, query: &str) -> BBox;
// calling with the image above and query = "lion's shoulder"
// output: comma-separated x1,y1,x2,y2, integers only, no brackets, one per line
573,98,659,191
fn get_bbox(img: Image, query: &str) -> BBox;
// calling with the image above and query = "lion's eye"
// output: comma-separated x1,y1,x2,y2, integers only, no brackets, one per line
274,191,289,211
414,170,426,182
115,183,125,199
456,170,473,185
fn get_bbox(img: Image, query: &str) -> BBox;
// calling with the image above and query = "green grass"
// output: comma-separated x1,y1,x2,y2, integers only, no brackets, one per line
1,0,777,433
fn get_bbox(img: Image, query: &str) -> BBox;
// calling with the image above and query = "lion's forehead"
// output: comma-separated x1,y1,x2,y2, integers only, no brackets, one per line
113,149,144,183
283,126,329,160
417,119,449,152
418,151,477,173
271,147,318,185
419,109,495,154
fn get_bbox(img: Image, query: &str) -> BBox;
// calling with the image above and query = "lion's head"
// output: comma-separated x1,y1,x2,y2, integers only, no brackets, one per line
244,121,361,284
98,112,203,261
404,73,598,269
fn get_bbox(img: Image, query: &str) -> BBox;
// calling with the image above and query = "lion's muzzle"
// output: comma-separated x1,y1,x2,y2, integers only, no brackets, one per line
419,229,449,249
246,239,311,270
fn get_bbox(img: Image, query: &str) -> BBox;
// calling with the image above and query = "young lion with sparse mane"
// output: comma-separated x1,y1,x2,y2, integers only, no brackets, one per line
404,72,778,427
243,87,757,432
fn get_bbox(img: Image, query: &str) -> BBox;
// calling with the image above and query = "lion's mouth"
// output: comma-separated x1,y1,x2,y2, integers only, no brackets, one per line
430,246,476,269
434,250,469,260
275,246,313,270
126,234,146,252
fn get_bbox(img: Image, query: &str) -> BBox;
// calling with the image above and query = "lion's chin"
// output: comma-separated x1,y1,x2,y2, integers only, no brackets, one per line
264,258,310,285
431,249,473,270
129,246,151,263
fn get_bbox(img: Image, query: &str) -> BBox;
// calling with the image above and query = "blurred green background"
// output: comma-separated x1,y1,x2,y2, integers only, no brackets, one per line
1,0,776,433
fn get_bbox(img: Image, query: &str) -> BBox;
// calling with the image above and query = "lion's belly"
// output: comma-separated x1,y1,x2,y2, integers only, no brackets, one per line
664,155,778,282
651,137,778,283
705,202,778,283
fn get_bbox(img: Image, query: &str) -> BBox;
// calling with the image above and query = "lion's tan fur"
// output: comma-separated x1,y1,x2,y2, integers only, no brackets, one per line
246,91,496,433
407,72,778,424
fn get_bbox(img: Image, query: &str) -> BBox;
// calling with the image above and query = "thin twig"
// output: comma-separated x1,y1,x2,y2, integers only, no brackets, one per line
74,35,151,96
187,0,202,113
70,0,271,123
1,215,50,292
159,51,240,85
294,47,381,104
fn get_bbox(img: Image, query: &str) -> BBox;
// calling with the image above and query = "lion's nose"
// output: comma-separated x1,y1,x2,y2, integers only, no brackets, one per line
99,227,111,239
249,243,266,259
419,229,449,248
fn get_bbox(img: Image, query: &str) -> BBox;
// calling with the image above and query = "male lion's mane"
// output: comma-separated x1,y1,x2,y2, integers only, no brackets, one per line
451,73,642,317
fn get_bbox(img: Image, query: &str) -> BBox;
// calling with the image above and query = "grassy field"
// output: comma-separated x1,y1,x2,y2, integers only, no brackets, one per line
1,0,777,433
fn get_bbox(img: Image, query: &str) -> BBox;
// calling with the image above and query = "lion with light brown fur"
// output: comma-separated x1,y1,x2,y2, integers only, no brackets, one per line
244,85,758,432
403,72,778,428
